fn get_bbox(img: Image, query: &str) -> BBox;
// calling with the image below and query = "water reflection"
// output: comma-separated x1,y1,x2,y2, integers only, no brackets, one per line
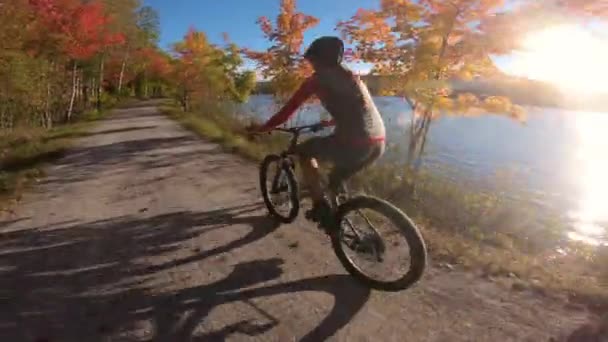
568,111,608,245
241,95,608,245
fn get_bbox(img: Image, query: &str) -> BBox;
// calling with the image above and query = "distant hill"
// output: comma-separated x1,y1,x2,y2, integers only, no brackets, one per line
255,75,608,112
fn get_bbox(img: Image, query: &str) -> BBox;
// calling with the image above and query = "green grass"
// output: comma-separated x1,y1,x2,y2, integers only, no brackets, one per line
162,103,289,161
0,108,110,209
160,102,608,306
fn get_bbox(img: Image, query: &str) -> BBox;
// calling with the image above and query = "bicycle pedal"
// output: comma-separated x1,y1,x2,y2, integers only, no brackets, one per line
319,223,334,234
304,209,319,222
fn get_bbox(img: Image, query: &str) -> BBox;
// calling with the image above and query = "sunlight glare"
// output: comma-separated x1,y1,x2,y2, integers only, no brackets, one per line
510,25,608,94
568,112,608,244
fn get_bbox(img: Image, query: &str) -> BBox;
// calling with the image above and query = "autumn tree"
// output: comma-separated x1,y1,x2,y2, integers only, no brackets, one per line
0,0,163,131
339,0,525,165
115,5,161,97
171,29,254,111
0,0,47,128
60,1,125,120
112,3,160,94
220,35,256,103
129,46,172,98
144,49,173,97
246,0,319,101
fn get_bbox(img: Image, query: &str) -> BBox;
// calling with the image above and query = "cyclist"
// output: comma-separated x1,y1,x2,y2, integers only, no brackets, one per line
248,36,386,223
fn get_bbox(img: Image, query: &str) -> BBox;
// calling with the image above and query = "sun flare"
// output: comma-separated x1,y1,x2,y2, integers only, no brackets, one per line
510,25,608,94
567,111,608,245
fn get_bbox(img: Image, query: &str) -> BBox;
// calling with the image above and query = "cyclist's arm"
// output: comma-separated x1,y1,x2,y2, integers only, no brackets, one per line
259,77,317,132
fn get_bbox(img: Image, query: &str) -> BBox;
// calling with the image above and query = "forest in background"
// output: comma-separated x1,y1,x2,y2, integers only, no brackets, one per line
0,0,255,131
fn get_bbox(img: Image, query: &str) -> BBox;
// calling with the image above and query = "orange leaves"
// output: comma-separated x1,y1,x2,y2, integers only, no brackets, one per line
147,51,172,79
68,1,125,59
171,28,220,97
339,8,392,46
557,0,608,17
339,0,529,120
27,0,124,60
257,17,274,37
247,0,319,100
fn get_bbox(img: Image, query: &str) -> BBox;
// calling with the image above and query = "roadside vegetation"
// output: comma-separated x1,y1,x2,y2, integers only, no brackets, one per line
1,0,166,208
0,109,109,208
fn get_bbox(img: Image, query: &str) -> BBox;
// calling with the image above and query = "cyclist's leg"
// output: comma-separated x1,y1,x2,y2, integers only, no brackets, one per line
328,142,385,192
294,136,336,206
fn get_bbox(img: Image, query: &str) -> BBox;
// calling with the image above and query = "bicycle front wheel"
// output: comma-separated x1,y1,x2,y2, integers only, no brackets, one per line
330,195,427,291
259,155,299,223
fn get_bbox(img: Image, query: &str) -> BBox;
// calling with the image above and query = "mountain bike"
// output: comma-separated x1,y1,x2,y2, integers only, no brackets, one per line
258,123,427,291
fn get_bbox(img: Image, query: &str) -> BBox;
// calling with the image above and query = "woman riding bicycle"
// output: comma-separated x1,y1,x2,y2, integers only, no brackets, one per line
248,36,386,222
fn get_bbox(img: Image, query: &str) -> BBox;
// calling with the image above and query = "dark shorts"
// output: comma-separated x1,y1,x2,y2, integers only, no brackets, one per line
294,135,385,188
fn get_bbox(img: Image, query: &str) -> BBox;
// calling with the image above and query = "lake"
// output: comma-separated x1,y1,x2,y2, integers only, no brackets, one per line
237,95,608,245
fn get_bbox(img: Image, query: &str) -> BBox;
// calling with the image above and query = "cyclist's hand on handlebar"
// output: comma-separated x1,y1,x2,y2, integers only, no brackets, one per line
245,123,260,133
245,123,271,141
244,123,260,140
320,119,334,127
309,120,333,133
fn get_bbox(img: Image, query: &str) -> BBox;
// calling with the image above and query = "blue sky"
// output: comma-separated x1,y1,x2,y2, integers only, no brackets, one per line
141,0,605,86
142,0,385,72
143,0,379,52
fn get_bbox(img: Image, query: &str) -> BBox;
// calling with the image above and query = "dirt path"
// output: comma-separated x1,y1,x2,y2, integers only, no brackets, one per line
0,101,594,341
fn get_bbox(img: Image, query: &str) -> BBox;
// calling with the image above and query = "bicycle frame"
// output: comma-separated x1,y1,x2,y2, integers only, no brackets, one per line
270,124,354,209
258,123,427,290
268,124,386,260
268,124,322,195
274,125,320,157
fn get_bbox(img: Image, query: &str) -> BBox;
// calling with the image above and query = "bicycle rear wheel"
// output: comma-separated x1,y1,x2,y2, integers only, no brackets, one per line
330,195,427,291
259,154,299,223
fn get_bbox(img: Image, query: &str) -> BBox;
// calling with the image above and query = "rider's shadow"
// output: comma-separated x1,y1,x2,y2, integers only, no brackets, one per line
151,258,371,341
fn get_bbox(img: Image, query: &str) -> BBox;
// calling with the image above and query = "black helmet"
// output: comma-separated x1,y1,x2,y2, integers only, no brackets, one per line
304,36,344,66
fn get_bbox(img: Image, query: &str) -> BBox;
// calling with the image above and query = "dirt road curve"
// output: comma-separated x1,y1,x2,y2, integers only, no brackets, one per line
0,101,592,341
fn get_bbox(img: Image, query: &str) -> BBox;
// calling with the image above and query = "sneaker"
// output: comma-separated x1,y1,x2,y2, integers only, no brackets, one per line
305,199,332,227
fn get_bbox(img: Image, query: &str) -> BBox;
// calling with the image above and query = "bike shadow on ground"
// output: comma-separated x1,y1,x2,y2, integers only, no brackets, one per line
0,202,371,341
149,258,371,341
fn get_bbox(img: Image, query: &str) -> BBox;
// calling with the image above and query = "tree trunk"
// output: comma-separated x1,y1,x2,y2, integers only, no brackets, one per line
44,62,53,129
97,53,105,111
75,70,80,105
118,50,129,94
83,77,89,107
77,69,83,107
181,89,190,111
45,81,52,129
67,61,78,122
414,116,432,170
143,71,148,98
405,9,458,170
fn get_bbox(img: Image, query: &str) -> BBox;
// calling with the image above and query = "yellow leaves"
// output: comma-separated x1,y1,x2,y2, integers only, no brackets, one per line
456,93,479,111
508,104,526,122
248,0,318,101
436,96,455,111
483,95,510,112
482,96,527,122
456,69,474,80
340,0,535,123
